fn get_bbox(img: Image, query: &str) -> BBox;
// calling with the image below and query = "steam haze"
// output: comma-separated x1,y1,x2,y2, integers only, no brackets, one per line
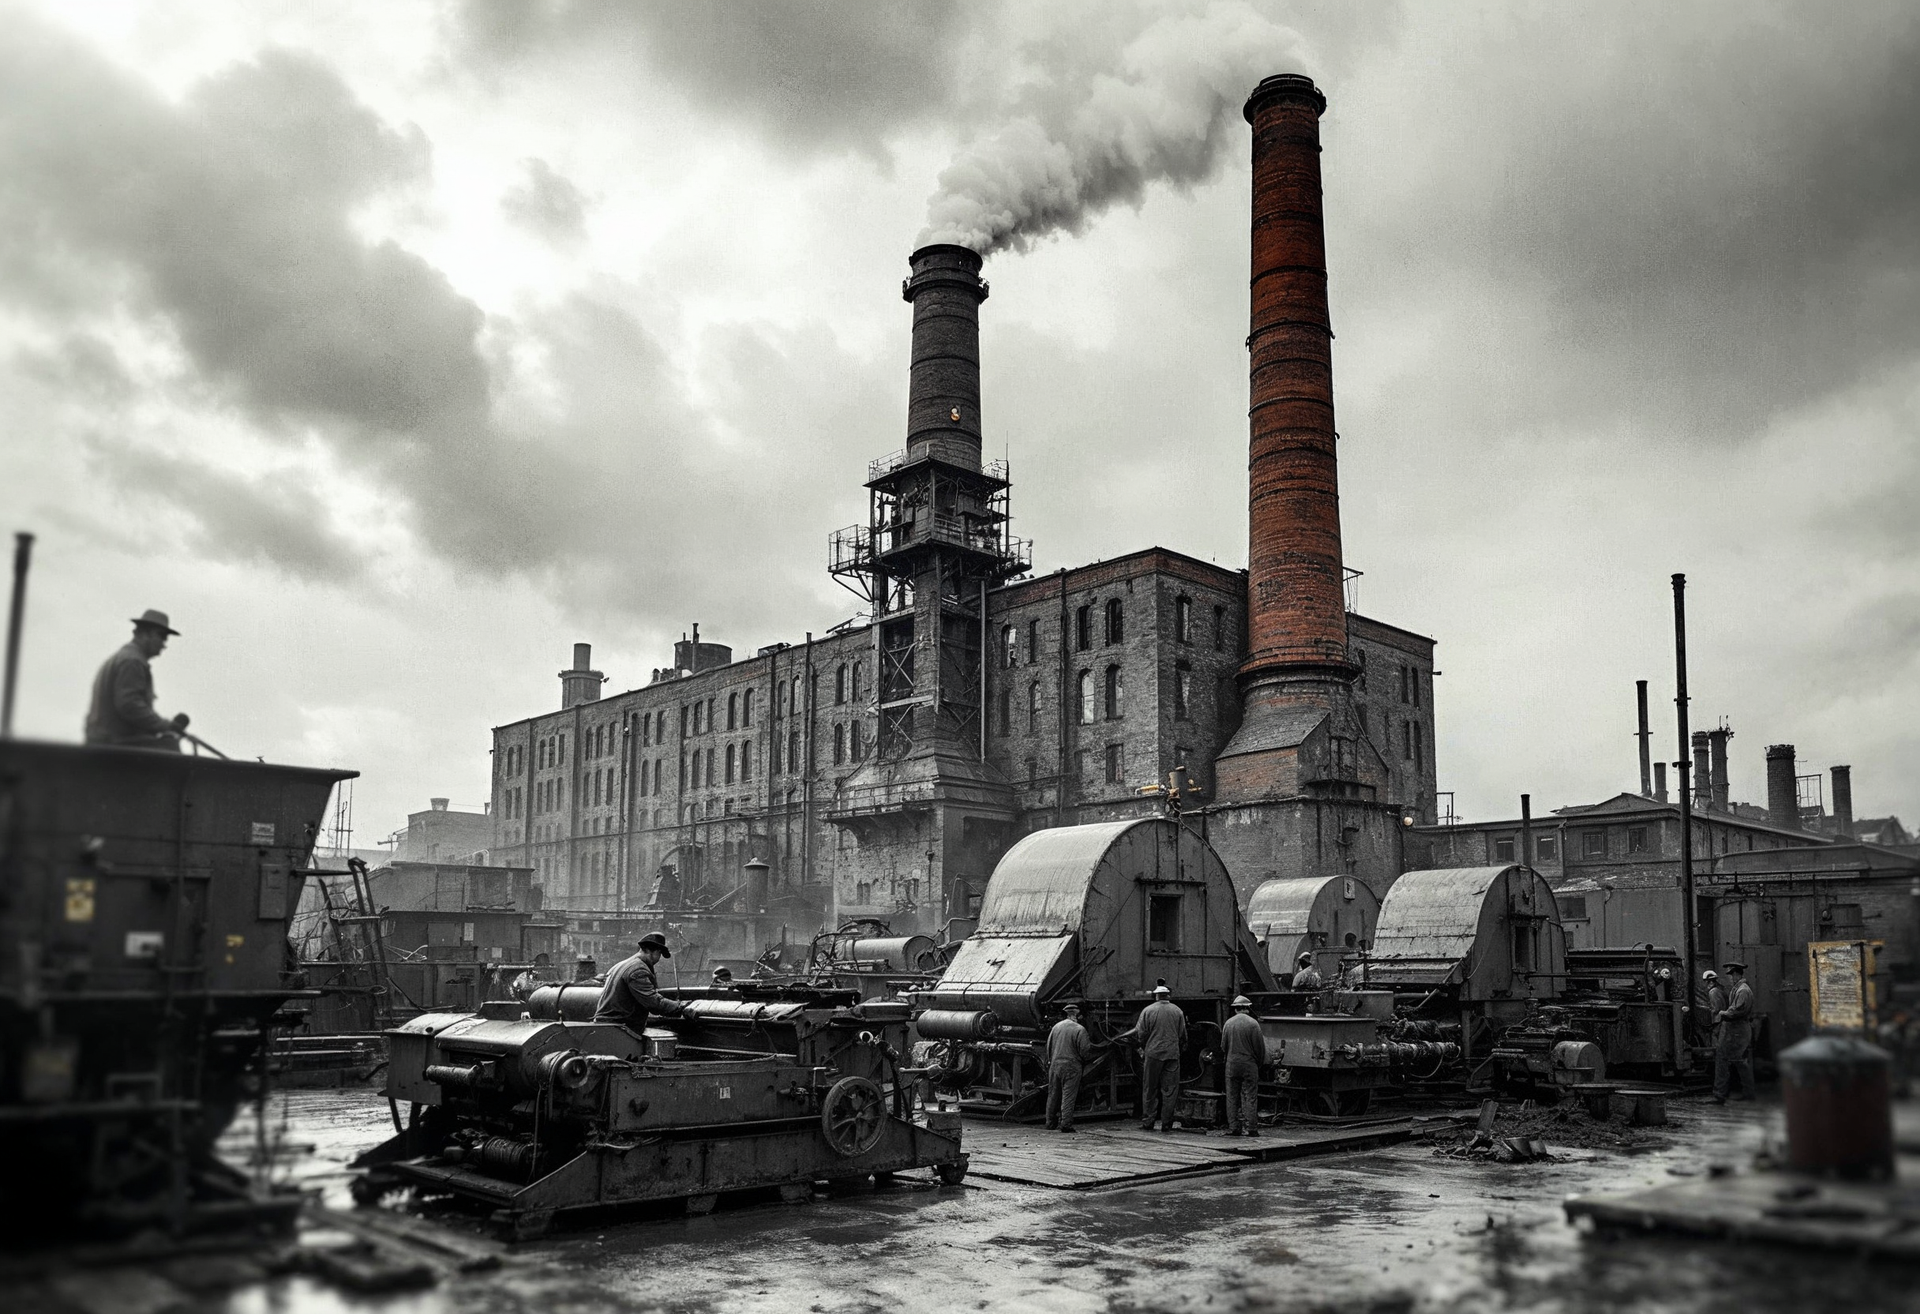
1,1,1915,848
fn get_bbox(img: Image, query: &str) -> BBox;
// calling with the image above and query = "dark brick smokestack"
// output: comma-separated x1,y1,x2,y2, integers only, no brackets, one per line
1708,727,1732,812
903,244,987,472
1691,731,1712,810
1831,764,1854,837
1240,75,1349,680
1766,743,1799,830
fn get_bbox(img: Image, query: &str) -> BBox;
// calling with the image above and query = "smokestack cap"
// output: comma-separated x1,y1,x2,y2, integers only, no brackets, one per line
1244,73,1326,122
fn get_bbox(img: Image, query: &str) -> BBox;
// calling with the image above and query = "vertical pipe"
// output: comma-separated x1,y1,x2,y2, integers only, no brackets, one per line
1766,744,1800,830
1673,573,1698,1030
1635,679,1652,797
1708,727,1732,813
979,578,988,760
802,632,815,891
1654,759,1668,803
1831,764,1854,838
1519,793,1533,870
1,532,31,738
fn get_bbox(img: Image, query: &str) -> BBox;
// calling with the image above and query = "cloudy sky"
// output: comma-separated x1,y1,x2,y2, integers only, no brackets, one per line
3,0,1916,845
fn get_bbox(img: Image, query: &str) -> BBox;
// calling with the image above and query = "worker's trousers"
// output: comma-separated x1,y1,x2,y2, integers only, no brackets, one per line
1140,1055,1181,1129
1045,1060,1083,1130
1224,1057,1260,1134
1713,1025,1756,1100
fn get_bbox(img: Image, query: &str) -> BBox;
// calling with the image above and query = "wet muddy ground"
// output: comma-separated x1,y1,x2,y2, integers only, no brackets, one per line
43,1089,1920,1313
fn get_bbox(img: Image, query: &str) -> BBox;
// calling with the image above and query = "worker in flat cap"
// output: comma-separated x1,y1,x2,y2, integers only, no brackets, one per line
1116,984,1188,1132
85,610,191,750
1044,1002,1095,1134
1711,961,1757,1103
593,931,688,1037
1221,996,1264,1137
1290,953,1324,991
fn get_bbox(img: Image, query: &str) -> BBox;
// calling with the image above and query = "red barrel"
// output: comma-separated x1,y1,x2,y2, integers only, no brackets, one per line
1778,1035,1895,1180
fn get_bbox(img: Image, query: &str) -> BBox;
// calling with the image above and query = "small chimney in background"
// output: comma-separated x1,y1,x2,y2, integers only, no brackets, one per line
1654,760,1668,802
560,642,606,709
1691,731,1712,810
1831,764,1854,839
430,797,449,811
1708,725,1732,813
1766,744,1799,830
1636,680,1653,797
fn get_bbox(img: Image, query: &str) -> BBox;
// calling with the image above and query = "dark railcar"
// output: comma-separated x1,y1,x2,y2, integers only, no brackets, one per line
0,739,352,1234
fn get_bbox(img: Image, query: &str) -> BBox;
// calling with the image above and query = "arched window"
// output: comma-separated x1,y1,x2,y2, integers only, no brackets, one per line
742,689,753,726
1175,595,1192,644
693,701,704,734
791,675,802,712
1028,681,1042,732
1105,599,1123,645
833,723,846,764
691,748,702,788
1104,665,1124,720
1075,605,1092,651
639,759,648,795
850,662,863,702
741,740,753,780
1078,670,1095,725
728,692,738,731
705,748,716,786
725,743,736,784
835,665,847,705
851,721,867,762
1002,624,1017,669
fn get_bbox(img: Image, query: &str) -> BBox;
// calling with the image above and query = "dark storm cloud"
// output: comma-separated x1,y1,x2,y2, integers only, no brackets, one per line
0,28,488,440
1346,2,1920,441
501,157,589,243
83,438,366,581
459,0,984,154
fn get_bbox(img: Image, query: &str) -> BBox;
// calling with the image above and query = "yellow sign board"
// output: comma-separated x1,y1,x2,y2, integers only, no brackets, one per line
1808,939,1880,1031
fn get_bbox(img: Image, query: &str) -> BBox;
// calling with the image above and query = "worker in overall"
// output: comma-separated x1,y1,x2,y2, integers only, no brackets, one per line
1221,995,1264,1138
1291,953,1323,991
84,610,190,750
1712,961,1758,1103
1044,1002,1095,1134
1699,969,1725,1047
593,932,688,1037
1118,984,1188,1132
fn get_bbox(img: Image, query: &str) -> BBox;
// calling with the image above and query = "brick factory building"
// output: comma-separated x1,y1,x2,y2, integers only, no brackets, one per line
485,75,1437,941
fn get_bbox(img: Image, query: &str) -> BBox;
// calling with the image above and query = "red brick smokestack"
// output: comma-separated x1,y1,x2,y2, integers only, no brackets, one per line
1215,74,1357,800
1241,74,1350,682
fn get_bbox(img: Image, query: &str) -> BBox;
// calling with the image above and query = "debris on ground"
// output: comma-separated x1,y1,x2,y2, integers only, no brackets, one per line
1429,1097,1682,1161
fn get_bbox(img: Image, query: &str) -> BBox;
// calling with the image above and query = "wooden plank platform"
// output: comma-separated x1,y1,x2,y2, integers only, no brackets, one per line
960,1116,1446,1190
1565,1154,1920,1262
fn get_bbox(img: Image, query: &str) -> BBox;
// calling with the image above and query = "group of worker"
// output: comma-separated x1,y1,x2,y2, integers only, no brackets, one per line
1700,961,1758,1103
1042,986,1269,1137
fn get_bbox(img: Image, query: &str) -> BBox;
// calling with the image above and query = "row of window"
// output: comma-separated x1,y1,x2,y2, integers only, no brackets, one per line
1492,825,1654,864
995,596,1232,672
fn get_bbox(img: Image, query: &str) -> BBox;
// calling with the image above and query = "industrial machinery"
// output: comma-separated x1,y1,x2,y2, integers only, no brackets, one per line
352,980,966,1237
806,919,953,1000
0,738,352,1235
1356,864,1567,1080
1246,873,1381,979
911,817,1275,1119
1253,989,1460,1116
1491,945,1694,1092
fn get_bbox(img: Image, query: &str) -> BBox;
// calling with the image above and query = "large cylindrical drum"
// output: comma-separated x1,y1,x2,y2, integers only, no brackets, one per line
525,983,603,1022
914,1009,1000,1041
1778,1035,1894,1180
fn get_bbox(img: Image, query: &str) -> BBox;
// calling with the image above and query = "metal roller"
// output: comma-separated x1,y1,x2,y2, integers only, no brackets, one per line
914,1009,1000,1041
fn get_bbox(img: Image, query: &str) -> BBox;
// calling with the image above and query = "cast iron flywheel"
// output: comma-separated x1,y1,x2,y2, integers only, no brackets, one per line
819,1075,886,1157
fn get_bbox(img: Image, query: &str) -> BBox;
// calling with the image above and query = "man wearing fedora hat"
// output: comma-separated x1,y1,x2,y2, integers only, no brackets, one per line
85,610,191,751
594,931,688,1037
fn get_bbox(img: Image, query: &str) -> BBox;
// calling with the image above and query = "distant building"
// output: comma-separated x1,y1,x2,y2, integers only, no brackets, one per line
393,797,494,866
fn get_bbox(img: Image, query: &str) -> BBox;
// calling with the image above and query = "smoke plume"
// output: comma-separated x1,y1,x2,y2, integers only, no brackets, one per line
919,3,1306,254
